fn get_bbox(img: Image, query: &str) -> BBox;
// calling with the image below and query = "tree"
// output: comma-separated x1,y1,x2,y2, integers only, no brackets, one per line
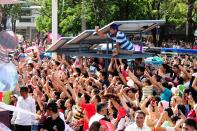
35,0,155,35
9,4,22,32
160,0,197,40
187,0,196,38
0,4,22,32
35,0,197,38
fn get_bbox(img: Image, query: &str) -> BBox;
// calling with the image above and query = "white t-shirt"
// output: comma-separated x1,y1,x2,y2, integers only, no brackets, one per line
117,118,126,130
89,113,104,127
165,127,175,131
125,123,151,131
59,112,74,131
12,96,36,125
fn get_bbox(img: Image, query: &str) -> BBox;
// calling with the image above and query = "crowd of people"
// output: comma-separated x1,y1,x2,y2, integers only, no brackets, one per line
161,40,194,49
144,36,197,49
0,24,196,131
0,36,194,131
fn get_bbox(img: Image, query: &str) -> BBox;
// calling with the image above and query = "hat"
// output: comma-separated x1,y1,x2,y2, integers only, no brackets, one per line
171,87,179,95
177,85,185,96
110,23,119,30
187,109,196,118
161,100,169,109
127,79,134,87
13,94,18,99
27,59,33,64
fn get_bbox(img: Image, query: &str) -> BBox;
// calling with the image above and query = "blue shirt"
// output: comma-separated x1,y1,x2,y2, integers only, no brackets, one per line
107,31,133,50
18,53,27,60
160,87,172,102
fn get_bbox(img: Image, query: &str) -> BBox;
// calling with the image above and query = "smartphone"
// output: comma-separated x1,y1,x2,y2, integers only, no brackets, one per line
89,66,97,74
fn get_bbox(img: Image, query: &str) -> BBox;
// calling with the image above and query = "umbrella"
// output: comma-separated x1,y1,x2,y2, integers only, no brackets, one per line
25,46,39,54
0,30,18,50
145,56,163,65
0,30,18,63
0,63,18,92
47,33,61,40
0,0,23,4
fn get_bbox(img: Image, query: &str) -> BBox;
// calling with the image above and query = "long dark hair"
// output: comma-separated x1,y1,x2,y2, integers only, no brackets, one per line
162,64,173,77
89,121,101,131
177,104,186,116
59,99,66,111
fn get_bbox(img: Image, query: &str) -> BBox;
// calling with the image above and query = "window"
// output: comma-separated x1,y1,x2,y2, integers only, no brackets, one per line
21,10,31,16
19,18,31,22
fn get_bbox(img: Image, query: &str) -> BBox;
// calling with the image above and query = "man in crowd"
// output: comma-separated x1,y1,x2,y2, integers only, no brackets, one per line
125,110,151,131
11,86,36,131
89,102,108,127
96,23,134,56
40,102,65,131
182,119,197,131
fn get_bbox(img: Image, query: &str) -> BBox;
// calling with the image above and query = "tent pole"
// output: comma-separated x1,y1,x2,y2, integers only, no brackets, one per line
156,26,160,47
52,0,58,59
105,38,110,72
52,0,58,45
140,31,142,53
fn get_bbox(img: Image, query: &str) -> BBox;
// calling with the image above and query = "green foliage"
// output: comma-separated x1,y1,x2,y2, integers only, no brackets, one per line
9,4,22,23
0,4,22,31
160,0,187,26
59,2,82,35
35,0,197,36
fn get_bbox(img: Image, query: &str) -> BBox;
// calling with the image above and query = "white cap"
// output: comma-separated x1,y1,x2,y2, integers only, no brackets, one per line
13,94,18,99
127,79,134,87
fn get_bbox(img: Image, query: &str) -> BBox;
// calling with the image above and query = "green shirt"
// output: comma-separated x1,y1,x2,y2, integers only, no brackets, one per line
3,91,12,104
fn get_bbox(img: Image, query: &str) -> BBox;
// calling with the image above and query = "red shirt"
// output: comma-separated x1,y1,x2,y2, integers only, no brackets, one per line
81,102,96,131
122,70,128,81
58,109,64,114
0,92,2,102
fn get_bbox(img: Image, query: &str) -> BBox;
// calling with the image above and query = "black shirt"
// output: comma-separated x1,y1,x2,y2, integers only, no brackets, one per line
42,116,65,131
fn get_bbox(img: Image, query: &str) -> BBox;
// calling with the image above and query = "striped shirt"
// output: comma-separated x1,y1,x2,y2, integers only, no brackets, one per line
142,86,153,100
107,31,133,50
72,105,83,121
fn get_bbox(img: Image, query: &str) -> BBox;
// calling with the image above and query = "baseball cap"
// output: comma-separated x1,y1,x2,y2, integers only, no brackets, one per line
13,94,18,99
110,23,119,30
177,85,185,96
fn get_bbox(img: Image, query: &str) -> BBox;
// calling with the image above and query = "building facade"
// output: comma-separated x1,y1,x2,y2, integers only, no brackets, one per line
16,6,40,40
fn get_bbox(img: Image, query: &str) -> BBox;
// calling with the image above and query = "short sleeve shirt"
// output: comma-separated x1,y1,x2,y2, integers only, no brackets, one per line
107,31,133,50
42,116,65,131
160,87,172,102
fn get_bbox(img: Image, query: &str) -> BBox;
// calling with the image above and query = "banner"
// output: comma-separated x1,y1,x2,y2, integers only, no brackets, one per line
0,122,11,131
0,30,19,92
0,102,38,117
0,63,18,92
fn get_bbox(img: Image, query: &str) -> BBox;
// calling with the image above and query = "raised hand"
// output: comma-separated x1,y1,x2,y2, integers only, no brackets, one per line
118,87,124,96
144,70,151,78
95,26,100,32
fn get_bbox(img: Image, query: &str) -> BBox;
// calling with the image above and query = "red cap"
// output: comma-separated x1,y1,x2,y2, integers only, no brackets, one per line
187,109,196,118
